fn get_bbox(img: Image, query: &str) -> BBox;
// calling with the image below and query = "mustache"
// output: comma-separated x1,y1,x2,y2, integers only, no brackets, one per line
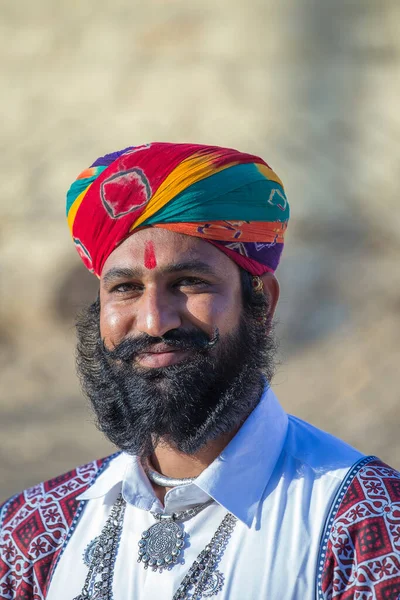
102,327,220,363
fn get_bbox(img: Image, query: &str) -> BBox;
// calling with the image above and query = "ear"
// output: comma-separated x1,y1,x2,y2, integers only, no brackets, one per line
260,273,280,320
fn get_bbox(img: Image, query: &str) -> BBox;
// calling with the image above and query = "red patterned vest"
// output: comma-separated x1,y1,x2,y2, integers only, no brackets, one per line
0,454,118,600
318,456,400,599
1,454,400,599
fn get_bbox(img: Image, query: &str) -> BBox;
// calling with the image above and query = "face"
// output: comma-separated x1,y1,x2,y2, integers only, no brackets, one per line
76,228,277,457
99,228,243,368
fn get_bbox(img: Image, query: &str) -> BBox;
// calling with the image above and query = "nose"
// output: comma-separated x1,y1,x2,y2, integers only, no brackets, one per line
135,288,182,338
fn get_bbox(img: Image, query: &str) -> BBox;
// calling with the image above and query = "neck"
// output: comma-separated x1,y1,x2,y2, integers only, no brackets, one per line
148,429,238,503
146,380,265,503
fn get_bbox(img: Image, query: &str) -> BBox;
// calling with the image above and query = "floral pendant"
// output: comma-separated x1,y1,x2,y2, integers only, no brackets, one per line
138,519,185,572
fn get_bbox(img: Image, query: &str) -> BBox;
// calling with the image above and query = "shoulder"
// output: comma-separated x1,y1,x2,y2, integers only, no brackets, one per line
319,457,400,599
0,453,119,600
1,453,118,529
285,415,364,477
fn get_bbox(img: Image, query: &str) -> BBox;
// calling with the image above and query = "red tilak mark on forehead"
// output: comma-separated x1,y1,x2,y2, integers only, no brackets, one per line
144,241,157,269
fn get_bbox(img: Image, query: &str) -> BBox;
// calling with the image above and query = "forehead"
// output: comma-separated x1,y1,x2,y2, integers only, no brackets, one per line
100,227,238,276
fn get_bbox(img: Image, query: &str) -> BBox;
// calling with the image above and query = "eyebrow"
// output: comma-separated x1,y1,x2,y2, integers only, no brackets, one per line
102,260,217,285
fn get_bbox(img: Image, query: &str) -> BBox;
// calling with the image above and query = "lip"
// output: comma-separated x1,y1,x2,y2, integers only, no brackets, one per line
136,348,189,368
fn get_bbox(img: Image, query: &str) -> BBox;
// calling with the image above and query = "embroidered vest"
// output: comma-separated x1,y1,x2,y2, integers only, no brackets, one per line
1,454,400,600
0,454,119,600
317,456,400,599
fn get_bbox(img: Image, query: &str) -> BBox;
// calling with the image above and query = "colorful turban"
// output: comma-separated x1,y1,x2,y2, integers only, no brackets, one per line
66,143,289,277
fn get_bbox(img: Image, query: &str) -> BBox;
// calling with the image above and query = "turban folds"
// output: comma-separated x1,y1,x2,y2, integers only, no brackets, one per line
66,143,289,277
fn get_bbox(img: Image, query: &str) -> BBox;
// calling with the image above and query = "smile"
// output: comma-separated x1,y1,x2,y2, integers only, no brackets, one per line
135,349,190,368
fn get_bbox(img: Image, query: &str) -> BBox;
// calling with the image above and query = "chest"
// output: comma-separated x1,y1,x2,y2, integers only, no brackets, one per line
48,496,324,600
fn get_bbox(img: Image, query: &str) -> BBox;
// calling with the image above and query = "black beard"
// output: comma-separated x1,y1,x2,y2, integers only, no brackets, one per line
75,289,277,457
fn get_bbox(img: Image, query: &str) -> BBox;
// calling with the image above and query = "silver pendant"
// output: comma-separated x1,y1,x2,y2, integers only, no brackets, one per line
138,519,185,572
82,537,99,567
203,570,224,597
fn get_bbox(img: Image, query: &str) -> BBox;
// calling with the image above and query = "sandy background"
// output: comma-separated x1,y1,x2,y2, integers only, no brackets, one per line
1,0,399,502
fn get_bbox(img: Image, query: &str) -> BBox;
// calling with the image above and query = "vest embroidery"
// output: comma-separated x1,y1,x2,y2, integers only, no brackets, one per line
0,454,119,600
318,458,400,599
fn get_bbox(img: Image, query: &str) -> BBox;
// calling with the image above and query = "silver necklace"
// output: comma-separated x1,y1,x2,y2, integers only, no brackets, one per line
173,512,237,599
146,466,196,488
75,494,237,600
74,494,125,600
138,498,215,572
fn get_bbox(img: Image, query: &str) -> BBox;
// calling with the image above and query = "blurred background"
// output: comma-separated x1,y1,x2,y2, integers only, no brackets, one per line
1,0,399,502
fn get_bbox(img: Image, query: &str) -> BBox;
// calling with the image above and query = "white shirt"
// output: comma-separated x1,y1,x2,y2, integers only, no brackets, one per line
47,388,363,599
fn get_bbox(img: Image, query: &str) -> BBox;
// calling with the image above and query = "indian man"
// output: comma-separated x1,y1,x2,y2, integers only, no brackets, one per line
1,143,400,599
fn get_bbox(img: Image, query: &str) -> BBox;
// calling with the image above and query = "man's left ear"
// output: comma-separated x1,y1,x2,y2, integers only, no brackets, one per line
260,273,280,320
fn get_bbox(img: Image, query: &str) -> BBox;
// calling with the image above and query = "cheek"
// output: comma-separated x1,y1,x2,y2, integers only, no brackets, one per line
186,293,241,336
100,303,134,347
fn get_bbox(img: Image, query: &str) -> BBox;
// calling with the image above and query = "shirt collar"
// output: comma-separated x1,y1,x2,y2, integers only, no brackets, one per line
78,386,288,528
77,452,128,501
194,386,288,526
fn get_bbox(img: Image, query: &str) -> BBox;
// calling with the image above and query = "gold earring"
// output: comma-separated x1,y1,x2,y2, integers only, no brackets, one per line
252,276,264,294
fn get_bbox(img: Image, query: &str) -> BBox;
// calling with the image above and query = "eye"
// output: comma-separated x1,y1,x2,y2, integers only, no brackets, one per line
174,277,209,289
110,282,142,294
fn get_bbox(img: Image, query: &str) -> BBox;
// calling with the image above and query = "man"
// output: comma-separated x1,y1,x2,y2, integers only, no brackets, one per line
1,142,399,600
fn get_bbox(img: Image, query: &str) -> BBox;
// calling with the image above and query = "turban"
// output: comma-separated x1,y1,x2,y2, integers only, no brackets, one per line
66,143,289,277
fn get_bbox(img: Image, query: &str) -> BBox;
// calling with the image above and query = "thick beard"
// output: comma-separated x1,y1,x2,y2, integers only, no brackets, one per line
75,292,277,458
